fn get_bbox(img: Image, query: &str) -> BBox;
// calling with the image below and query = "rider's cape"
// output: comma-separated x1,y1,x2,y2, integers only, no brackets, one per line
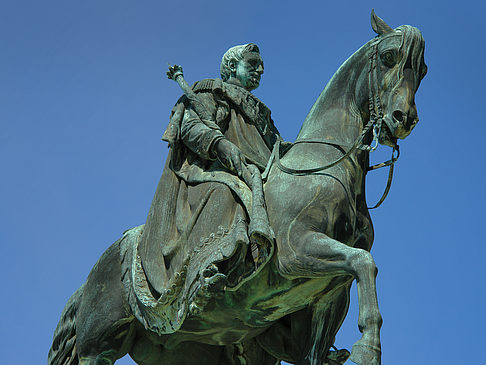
120,79,281,335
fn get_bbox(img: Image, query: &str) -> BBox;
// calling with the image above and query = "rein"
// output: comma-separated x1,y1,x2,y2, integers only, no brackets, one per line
267,43,399,209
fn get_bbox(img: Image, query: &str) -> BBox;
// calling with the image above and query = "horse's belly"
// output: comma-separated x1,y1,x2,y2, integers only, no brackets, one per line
172,265,346,346
241,276,342,323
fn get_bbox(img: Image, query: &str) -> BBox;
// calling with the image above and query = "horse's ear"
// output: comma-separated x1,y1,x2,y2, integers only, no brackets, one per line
371,9,393,35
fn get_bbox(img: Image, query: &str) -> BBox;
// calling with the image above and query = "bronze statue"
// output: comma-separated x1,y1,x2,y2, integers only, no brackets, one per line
49,11,427,365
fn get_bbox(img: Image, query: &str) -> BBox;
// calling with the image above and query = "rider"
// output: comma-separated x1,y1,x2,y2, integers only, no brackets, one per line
164,43,280,176
138,43,282,296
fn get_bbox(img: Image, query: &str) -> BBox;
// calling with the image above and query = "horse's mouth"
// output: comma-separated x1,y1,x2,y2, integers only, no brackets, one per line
378,123,398,148
395,118,418,139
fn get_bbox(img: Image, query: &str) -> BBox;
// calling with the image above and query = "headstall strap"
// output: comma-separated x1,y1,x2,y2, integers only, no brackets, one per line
365,43,400,209
368,43,383,149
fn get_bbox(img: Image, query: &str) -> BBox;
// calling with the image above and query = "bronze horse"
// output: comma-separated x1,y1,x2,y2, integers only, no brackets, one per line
49,12,426,365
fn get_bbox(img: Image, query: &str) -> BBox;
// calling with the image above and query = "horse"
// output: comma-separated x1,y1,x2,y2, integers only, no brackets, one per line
49,12,427,365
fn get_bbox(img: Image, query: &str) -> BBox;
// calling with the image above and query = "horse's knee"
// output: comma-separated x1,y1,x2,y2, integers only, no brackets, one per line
348,249,378,278
348,250,383,331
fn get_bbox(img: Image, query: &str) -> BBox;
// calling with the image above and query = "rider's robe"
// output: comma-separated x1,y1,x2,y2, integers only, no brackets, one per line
130,79,281,334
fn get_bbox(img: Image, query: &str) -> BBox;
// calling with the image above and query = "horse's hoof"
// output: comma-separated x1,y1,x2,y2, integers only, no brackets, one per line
350,342,381,365
326,348,350,364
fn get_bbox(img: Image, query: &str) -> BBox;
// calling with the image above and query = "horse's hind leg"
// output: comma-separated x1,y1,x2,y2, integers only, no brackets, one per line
278,231,382,365
298,286,351,365
76,239,136,364
256,286,351,365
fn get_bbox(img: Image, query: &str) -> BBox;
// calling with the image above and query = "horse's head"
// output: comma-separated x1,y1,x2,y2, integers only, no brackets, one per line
369,11,427,147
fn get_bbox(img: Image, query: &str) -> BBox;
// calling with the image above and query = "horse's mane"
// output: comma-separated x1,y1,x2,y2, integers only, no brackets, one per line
380,25,427,87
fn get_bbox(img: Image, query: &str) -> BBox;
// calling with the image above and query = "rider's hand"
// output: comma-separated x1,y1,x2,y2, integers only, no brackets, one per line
214,139,246,178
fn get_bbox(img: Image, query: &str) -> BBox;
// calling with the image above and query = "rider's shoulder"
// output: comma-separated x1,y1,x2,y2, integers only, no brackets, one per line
192,78,223,94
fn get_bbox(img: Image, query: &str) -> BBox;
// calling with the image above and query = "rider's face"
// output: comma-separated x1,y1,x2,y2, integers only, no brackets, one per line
234,52,264,91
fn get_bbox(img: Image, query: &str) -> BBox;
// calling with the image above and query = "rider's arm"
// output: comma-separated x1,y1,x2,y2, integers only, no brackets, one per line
180,92,247,178
180,93,225,160
181,108,224,160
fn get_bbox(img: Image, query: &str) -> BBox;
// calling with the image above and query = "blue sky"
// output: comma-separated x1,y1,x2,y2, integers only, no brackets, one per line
1,1,485,364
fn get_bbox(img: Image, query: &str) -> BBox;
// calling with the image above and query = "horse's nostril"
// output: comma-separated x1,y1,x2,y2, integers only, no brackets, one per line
392,110,405,123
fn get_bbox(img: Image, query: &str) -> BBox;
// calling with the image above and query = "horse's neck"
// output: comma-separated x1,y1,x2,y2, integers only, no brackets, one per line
295,43,372,199
297,44,370,146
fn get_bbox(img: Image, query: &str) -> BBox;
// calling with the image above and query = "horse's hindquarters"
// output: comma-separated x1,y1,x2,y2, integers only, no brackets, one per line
75,237,135,362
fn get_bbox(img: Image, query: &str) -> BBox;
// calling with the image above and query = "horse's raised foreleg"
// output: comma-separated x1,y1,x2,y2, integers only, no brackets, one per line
277,231,382,365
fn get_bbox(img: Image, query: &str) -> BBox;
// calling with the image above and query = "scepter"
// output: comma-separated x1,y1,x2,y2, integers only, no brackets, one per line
166,64,213,123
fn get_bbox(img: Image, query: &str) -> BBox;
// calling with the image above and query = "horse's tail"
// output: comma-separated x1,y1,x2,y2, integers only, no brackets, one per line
48,283,85,365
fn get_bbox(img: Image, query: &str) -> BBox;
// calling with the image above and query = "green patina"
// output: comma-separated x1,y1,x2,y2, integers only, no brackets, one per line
49,11,427,365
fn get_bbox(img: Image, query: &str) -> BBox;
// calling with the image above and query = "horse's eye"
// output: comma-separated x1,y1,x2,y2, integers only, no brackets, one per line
381,51,396,67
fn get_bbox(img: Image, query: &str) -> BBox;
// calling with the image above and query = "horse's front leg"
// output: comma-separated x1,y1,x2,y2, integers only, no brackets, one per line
278,231,382,365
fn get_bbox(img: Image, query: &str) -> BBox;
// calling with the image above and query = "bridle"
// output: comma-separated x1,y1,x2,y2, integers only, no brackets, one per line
264,42,401,209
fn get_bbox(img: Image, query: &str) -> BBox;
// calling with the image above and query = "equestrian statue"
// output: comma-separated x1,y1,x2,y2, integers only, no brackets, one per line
49,11,427,365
